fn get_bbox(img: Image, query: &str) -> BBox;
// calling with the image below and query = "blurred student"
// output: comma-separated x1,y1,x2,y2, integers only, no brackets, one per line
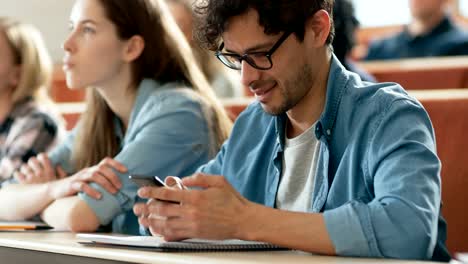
0,18,64,184
332,0,375,82
0,0,232,235
365,0,468,60
166,0,242,97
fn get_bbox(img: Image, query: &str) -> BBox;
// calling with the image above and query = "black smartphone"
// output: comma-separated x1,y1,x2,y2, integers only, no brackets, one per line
129,175,179,204
129,175,167,188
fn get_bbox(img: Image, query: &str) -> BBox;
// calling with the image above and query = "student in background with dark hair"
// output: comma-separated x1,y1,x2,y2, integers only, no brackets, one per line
0,18,64,184
135,0,450,261
0,0,232,235
332,0,375,82
365,0,468,60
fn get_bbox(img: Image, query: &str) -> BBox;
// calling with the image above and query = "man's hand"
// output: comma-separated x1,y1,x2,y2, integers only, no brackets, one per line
48,157,126,200
133,173,253,241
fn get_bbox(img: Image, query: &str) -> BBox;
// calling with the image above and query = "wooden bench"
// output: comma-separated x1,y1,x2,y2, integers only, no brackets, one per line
357,56,468,90
410,89,468,254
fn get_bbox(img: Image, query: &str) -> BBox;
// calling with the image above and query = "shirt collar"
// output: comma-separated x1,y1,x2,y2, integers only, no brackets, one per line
275,54,349,144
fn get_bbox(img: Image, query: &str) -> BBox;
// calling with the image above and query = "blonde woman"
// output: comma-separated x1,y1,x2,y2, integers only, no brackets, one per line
0,18,64,184
0,0,232,235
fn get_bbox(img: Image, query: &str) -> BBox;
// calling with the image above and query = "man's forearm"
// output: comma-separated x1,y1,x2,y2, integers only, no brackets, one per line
238,203,336,255
41,196,101,232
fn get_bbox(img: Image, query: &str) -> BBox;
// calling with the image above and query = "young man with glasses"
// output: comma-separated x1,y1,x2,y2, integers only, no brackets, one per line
134,0,450,261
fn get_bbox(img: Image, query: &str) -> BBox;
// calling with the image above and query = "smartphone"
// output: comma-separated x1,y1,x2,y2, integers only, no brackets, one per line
129,175,179,204
129,175,167,188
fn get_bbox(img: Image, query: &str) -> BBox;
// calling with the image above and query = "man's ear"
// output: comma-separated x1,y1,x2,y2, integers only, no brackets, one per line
304,9,331,48
122,35,145,63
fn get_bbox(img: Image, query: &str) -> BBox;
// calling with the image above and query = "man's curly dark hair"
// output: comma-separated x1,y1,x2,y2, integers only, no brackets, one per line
193,0,335,51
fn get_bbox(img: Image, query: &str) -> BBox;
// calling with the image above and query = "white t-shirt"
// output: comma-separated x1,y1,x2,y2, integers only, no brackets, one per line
275,123,319,212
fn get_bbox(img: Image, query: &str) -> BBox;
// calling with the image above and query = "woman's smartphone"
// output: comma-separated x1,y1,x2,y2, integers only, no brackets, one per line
129,175,167,188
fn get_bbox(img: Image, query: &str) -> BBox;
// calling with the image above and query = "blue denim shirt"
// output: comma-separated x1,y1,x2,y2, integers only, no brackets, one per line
48,79,215,235
199,56,449,261
366,16,468,60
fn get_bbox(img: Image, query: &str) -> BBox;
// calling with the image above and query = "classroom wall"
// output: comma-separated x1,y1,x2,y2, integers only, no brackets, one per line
0,0,74,62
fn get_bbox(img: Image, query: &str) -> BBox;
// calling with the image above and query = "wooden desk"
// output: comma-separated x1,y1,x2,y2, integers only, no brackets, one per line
0,231,442,264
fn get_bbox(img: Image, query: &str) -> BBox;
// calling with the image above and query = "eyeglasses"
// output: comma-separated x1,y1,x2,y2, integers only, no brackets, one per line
215,32,292,71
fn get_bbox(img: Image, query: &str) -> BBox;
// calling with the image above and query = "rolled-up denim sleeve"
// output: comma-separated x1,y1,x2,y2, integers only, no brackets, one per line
78,93,211,225
324,99,441,260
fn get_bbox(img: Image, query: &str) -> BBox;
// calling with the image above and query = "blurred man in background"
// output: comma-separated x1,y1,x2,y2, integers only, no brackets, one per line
365,0,468,60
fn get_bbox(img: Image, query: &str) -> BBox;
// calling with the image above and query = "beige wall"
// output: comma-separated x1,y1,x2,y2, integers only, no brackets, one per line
0,0,74,62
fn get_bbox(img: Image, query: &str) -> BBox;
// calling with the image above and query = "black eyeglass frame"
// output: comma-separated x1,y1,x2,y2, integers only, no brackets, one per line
215,31,292,70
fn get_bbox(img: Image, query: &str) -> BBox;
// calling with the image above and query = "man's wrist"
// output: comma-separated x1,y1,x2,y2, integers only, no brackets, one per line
235,201,263,241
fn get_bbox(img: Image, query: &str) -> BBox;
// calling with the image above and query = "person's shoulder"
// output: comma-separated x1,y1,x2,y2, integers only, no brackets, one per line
231,100,275,130
236,100,269,118
366,31,407,60
131,81,210,133
141,81,205,113
370,30,406,47
370,82,416,104
148,81,200,100
440,30,468,56
222,100,276,149
346,78,421,115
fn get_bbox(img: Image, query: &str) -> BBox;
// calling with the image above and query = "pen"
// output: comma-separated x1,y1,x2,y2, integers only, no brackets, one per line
0,225,53,230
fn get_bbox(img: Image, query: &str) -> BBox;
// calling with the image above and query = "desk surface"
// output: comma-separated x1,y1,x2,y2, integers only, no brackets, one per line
0,231,441,264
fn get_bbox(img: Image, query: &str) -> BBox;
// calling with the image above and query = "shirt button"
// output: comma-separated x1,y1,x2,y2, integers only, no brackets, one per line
315,122,323,138
326,129,331,136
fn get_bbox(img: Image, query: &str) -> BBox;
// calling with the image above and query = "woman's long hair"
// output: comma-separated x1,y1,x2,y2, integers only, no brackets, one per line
72,0,232,170
166,0,240,97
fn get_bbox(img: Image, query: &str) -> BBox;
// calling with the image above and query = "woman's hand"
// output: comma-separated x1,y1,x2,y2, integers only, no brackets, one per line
14,153,64,184
48,157,127,200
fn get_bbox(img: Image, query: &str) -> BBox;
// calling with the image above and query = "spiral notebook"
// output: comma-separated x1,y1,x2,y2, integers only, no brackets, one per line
77,233,287,252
